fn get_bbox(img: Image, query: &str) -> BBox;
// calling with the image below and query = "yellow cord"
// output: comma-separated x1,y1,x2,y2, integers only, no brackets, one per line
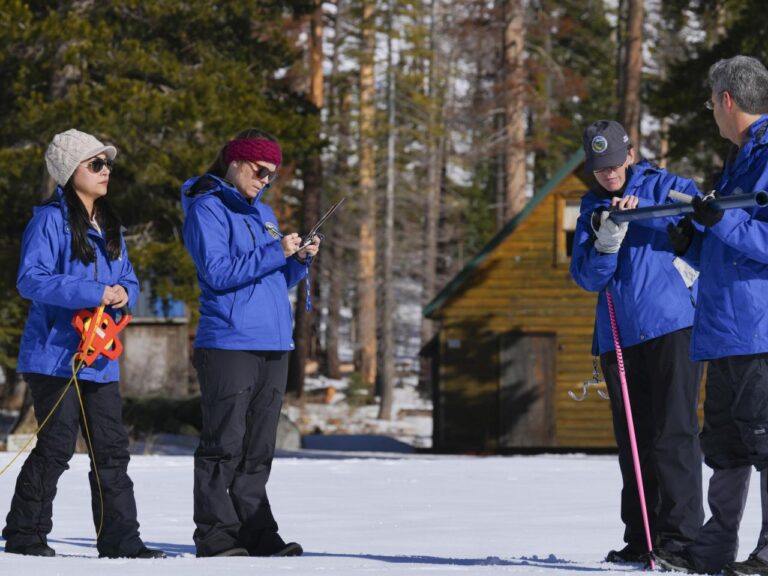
70,304,106,538
71,355,105,539
0,377,74,478
0,305,108,537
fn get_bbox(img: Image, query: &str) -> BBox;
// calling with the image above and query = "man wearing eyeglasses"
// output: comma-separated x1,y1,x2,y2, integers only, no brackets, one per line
653,55,768,576
571,120,704,567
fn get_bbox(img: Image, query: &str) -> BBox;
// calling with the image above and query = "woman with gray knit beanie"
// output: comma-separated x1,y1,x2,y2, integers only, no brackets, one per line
2,129,165,560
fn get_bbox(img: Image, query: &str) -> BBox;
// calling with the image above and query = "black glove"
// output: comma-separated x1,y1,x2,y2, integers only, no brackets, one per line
667,215,694,256
691,195,724,227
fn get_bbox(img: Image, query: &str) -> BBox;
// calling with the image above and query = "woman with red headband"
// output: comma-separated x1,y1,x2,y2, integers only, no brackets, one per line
181,128,319,558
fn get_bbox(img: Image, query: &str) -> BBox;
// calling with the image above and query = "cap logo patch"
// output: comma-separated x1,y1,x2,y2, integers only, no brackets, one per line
591,135,608,154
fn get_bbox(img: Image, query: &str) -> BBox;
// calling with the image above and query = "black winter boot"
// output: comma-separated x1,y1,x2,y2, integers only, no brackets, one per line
605,543,648,564
250,532,303,557
724,555,768,576
100,545,167,559
5,542,56,557
653,548,715,574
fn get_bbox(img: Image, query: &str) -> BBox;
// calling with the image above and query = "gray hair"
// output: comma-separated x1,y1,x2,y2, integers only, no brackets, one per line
709,55,768,114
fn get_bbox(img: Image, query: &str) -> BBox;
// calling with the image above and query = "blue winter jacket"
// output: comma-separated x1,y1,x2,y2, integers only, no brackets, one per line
683,115,768,361
570,160,702,355
16,187,140,382
181,174,306,351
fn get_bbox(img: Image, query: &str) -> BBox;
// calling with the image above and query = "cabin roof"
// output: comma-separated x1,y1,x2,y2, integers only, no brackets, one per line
423,148,586,317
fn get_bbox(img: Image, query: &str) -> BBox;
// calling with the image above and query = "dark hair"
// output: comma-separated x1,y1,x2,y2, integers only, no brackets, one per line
206,128,278,177
63,182,123,264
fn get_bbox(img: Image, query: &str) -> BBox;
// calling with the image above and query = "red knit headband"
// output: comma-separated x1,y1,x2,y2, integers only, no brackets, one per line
224,138,282,167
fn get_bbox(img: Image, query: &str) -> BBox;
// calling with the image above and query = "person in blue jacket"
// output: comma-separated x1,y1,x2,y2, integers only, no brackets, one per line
571,120,704,564
654,56,768,576
181,128,320,558
2,129,165,559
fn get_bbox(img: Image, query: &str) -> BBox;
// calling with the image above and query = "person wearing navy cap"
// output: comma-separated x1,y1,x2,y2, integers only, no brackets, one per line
571,120,704,565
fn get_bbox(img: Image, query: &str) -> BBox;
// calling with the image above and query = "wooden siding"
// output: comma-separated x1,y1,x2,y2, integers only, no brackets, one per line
432,174,616,448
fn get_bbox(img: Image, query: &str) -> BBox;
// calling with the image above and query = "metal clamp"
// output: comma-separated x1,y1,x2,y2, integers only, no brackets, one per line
568,358,609,401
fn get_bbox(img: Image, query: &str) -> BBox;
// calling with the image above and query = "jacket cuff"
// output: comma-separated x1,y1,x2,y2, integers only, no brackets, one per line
709,208,747,243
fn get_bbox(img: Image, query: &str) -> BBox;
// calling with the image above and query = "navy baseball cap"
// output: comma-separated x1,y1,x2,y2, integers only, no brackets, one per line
583,120,630,171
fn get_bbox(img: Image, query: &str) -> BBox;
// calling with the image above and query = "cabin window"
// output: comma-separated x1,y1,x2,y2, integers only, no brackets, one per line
556,195,582,264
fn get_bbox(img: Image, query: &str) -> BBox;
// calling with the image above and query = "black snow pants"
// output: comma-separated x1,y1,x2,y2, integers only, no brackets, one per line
192,348,289,557
2,374,144,557
600,328,704,552
684,353,768,573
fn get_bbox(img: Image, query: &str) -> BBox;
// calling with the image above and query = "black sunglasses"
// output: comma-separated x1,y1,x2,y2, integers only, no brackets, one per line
245,161,278,183
83,158,114,173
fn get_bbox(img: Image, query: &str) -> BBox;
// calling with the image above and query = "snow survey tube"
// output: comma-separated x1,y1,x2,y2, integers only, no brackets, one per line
608,191,768,223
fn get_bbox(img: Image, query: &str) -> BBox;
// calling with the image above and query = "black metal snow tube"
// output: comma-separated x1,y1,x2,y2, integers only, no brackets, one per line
608,191,768,223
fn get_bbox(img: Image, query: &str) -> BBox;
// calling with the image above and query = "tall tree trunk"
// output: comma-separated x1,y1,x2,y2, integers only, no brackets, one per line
656,14,677,168
534,5,553,188
378,0,397,420
324,203,344,379
308,1,325,113
619,0,643,147
658,62,669,168
494,0,506,229
615,0,626,110
494,113,505,230
504,0,526,220
356,0,378,390
287,0,324,398
287,158,322,397
324,0,348,381
703,0,727,48
419,0,443,393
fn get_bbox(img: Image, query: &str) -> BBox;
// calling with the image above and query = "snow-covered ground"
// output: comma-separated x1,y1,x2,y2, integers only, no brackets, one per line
0,452,763,575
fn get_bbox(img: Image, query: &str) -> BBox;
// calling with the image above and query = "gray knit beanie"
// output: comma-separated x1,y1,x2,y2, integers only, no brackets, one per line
45,129,117,186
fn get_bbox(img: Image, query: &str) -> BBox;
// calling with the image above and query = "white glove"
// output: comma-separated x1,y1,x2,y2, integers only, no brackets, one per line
592,211,628,254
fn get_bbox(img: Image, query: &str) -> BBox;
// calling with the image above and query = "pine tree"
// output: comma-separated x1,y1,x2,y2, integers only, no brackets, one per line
650,0,763,183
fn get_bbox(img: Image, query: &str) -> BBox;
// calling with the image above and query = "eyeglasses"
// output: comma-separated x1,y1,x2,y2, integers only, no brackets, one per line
594,164,623,175
705,91,725,111
83,158,114,173
244,160,278,183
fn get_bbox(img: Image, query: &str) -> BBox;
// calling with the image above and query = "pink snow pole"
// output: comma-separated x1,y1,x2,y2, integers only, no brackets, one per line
605,289,655,570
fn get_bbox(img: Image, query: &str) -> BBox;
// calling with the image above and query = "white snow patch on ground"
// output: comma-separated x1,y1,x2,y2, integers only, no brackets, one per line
0,453,763,575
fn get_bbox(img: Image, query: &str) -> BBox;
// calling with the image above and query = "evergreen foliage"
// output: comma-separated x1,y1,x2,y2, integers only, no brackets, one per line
0,0,321,373
527,0,619,187
651,0,767,185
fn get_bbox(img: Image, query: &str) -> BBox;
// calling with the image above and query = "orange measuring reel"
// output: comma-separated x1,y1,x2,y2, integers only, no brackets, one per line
71,307,132,366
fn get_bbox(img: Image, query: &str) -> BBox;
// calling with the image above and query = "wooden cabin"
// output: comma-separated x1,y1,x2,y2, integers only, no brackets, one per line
118,284,191,397
423,149,615,452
